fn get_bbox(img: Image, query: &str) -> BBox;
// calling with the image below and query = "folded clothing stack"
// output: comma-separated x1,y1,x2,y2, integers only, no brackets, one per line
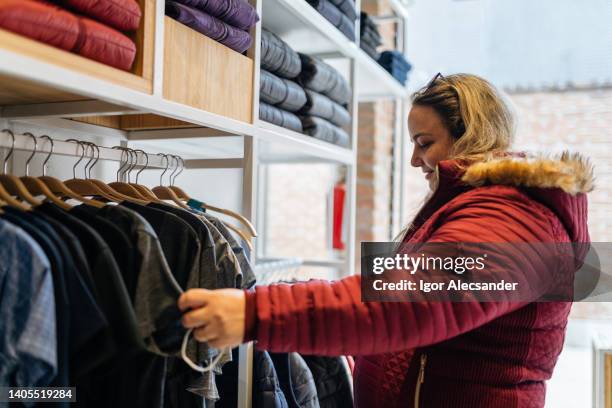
359,12,382,61
298,54,351,106
301,116,349,147
378,50,412,85
260,29,301,79
165,0,259,54
259,29,305,132
260,70,307,113
297,54,351,147
0,0,141,70
258,30,352,147
305,0,356,42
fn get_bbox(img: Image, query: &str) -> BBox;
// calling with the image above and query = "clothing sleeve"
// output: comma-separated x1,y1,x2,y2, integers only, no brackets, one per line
247,196,567,356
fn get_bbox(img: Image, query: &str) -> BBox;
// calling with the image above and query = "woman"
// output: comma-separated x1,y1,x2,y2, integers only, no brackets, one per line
178,74,593,407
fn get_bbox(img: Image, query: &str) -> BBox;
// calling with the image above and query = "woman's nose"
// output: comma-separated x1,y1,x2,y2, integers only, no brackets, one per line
411,149,423,168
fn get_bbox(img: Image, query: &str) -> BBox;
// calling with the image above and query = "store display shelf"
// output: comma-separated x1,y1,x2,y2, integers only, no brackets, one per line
255,120,355,164
262,0,407,99
353,48,408,99
262,0,356,56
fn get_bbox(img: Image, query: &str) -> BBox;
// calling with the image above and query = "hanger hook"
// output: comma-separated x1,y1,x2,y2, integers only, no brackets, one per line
168,155,180,187
1,129,15,174
23,132,38,177
39,135,54,177
89,142,101,179
66,139,85,179
126,148,139,183
112,146,128,182
134,149,149,184
82,142,96,179
83,142,100,179
175,155,185,186
157,153,169,185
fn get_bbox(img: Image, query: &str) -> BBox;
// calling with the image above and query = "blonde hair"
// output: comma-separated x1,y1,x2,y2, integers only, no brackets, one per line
395,74,515,242
411,73,515,166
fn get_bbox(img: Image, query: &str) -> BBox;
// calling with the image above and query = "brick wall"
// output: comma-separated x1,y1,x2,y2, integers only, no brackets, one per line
356,101,395,243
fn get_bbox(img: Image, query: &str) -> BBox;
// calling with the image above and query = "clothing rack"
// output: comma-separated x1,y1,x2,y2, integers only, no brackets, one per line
0,130,168,169
0,127,254,408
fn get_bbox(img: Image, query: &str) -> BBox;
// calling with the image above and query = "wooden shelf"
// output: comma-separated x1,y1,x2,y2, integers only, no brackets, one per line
163,17,254,123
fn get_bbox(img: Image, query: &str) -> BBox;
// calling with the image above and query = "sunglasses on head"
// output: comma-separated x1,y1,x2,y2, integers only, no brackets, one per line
426,72,444,89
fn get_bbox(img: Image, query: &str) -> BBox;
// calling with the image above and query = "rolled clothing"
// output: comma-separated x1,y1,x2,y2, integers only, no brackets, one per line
299,90,351,128
360,26,382,49
260,102,303,133
301,116,350,147
261,29,301,79
329,0,357,21
359,11,379,34
298,53,351,105
378,50,412,71
260,69,307,112
171,0,259,30
166,1,252,53
359,40,379,61
305,0,355,41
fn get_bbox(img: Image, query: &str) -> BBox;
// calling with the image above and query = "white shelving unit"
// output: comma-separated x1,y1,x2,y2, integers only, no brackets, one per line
0,0,412,406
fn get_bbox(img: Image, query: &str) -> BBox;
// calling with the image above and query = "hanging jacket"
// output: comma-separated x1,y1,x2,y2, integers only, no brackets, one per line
270,353,320,408
244,152,593,408
301,356,352,408
214,349,288,408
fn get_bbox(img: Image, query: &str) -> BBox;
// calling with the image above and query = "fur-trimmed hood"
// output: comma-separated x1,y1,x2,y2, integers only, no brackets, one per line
460,151,595,195
426,151,593,246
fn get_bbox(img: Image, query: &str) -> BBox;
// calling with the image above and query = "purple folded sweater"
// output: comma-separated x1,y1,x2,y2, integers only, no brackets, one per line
166,1,252,53
172,0,259,31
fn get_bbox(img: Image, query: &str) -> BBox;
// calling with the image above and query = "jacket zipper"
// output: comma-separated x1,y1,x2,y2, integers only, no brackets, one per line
414,354,427,408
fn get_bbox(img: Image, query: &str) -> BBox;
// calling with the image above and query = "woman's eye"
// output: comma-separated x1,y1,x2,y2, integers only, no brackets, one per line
419,142,432,149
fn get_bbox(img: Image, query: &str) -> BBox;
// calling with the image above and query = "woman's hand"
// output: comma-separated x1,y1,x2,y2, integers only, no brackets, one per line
178,288,246,349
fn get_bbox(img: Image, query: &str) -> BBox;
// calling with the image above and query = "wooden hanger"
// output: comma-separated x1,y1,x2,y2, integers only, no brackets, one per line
18,133,72,210
65,141,149,205
0,180,30,211
224,222,254,251
152,153,191,210
35,135,105,208
107,147,151,202
129,149,164,201
167,155,258,237
0,129,42,207
63,140,123,202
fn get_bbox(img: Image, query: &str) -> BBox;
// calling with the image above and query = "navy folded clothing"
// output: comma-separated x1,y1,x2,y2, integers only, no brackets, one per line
299,89,351,128
329,0,356,21
306,0,355,41
166,1,252,53
260,102,303,133
298,53,351,105
260,69,307,112
261,29,301,79
378,51,412,70
172,0,259,30
301,116,350,147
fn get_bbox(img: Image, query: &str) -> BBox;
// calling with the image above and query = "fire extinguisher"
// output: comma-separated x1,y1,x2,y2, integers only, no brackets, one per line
332,181,346,250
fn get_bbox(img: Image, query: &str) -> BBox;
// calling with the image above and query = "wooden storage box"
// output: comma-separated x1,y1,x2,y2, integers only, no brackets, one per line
0,0,155,100
163,16,254,123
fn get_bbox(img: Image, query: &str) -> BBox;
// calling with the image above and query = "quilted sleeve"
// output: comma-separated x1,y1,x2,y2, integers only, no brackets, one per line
250,193,566,356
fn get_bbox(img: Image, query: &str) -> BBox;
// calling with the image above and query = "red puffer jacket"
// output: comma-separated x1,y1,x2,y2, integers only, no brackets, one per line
245,152,593,408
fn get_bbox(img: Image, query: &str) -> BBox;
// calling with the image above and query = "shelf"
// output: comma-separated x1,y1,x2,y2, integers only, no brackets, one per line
262,0,356,56
262,0,407,99
126,121,355,165
256,121,354,164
